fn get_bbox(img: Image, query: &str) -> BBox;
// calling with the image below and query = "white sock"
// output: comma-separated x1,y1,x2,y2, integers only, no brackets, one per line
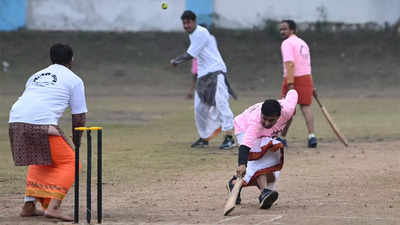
267,182,276,190
267,171,280,190
308,133,315,139
24,196,36,202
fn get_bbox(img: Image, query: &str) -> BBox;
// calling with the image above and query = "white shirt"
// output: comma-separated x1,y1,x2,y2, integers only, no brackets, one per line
9,64,88,125
187,25,227,77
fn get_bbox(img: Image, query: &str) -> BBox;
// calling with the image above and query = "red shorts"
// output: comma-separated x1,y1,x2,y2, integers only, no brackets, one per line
281,75,314,105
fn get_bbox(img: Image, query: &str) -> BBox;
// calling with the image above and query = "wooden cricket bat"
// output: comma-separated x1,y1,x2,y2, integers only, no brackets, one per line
313,89,349,147
223,177,243,216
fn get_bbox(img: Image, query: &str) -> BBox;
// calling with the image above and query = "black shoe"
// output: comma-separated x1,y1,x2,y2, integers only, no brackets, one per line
308,136,317,148
226,176,242,205
276,137,288,147
191,138,208,148
258,188,278,209
219,135,236,150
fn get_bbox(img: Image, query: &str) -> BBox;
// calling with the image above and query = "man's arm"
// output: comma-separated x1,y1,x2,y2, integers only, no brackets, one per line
72,113,86,148
170,52,193,66
237,144,250,177
285,61,295,89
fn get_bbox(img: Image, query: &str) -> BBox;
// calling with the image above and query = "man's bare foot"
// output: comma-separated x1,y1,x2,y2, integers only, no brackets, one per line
44,209,73,221
20,202,44,217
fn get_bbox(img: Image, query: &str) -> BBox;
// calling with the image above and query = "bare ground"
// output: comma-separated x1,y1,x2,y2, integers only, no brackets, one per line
1,140,399,225
0,30,399,224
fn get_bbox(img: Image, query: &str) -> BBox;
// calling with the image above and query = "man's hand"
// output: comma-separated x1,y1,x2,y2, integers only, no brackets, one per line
236,164,246,178
48,126,61,136
287,83,295,90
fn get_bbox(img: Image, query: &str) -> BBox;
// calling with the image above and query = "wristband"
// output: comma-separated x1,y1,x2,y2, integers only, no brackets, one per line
238,145,250,166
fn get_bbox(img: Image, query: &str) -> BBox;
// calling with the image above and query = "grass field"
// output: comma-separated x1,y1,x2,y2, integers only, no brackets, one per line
0,30,399,224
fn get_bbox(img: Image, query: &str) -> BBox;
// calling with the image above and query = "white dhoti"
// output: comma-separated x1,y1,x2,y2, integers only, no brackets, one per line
194,74,234,139
236,133,284,188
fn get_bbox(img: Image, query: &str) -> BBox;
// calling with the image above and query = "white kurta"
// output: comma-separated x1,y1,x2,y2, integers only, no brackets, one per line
194,74,234,138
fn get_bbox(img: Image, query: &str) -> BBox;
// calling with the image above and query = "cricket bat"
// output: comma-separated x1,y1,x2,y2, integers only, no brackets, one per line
223,177,243,216
313,89,349,147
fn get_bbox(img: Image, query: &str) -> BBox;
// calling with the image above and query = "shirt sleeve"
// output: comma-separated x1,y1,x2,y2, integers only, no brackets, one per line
280,89,298,119
187,30,209,58
25,76,34,89
281,41,295,62
70,80,88,114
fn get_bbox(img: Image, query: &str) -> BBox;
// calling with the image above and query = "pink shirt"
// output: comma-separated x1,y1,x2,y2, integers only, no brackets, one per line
191,58,198,75
281,35,311,77
234,90,298,148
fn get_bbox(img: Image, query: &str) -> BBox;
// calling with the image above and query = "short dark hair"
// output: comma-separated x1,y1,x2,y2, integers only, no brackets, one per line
50,43,73,65
261,99,281,117
181,10,196,21
281,20,296,32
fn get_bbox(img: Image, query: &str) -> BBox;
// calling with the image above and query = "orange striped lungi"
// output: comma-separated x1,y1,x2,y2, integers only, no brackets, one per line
25,136,80,209
281,75,314,105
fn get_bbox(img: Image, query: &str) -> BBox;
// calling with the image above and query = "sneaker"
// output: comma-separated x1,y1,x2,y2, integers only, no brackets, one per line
226,176,242,205
308,137,317,148
258,188,279,209
191,138,208,148
276,137,288,147
219,135,236,150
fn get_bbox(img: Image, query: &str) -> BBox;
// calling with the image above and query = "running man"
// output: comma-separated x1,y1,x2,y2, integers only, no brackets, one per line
279,20,317,148
227,89,298,209
170,10,237,149
8,43,87,221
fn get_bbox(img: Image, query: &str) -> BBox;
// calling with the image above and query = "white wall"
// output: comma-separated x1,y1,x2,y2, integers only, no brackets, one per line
26,0,185,31
26,0,400,31
214,0,400,29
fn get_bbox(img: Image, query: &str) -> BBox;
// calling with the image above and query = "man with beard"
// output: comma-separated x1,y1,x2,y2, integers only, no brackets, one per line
279,20,317,148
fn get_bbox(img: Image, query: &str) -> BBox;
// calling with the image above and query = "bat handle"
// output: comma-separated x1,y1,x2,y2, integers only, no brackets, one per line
313,88,323,107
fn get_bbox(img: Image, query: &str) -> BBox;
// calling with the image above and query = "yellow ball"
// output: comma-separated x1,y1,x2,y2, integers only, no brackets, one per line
161,2,168,9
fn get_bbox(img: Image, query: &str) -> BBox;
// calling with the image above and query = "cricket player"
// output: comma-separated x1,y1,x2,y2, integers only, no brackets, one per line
170,10,237,149
8,43,87,221
279,20,317,148
227,89,298,209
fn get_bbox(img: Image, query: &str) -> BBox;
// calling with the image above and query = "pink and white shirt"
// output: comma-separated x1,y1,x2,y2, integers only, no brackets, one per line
234,90,298,148
281,35,311,77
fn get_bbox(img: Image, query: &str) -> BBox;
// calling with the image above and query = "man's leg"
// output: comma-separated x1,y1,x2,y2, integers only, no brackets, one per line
300,104,317,148
215,75,235,149
256,173,279,209
20,196,44,217
192,92,220,147
44,199,73,221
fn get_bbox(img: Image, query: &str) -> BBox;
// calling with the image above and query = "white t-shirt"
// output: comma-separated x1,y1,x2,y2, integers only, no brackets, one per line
187,25,227,78
9,64,88,125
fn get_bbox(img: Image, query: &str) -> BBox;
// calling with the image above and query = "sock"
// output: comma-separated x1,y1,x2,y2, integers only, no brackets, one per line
308,133,315,139
24,196,36,202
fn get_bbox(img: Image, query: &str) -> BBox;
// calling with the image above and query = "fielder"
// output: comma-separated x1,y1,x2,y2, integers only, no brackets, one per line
170,10,237,149
227,89,298,209
8,43,87,221
279,20,317,148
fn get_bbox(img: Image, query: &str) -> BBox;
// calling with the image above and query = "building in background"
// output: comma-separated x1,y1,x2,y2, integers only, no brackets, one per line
0,0,399,31
0,0,26,31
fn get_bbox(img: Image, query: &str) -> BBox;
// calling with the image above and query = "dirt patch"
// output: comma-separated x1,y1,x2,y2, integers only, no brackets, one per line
1,140,399,225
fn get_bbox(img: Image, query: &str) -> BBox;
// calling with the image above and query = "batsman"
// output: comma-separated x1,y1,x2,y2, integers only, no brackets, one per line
227,89,298,209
